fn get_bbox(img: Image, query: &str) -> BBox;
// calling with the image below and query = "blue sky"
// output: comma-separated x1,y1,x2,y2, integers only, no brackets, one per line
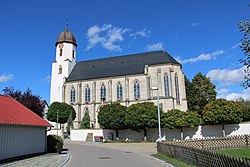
0,0,249,103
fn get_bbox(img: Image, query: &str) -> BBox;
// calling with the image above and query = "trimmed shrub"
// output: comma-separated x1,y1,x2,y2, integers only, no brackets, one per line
47,135,64,153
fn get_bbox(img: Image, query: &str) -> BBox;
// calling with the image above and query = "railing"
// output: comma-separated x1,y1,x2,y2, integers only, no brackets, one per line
157,143,250,167
164,135,250,150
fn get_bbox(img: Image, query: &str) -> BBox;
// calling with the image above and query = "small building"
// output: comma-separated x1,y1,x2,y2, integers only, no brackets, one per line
0,95,52,162
40,100,49,120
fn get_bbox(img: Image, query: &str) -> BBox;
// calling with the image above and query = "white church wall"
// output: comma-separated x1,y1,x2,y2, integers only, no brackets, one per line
70,122,250,141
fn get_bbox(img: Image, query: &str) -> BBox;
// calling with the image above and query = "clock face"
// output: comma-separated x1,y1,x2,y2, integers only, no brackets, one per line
59,43,64,49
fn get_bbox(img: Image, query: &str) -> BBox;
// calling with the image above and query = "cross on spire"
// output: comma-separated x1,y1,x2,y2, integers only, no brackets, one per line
66,19,69,30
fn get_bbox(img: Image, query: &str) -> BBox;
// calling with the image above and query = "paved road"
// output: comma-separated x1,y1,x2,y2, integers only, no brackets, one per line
64,142,169,167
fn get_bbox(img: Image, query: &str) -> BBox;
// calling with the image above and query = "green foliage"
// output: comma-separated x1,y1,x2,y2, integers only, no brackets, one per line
98,102,127,129
152,154,195,167
238,100,250,122
3,86,44,117
238,19,250,88
47,135,64,153
185,76,193,110
162,109,200,129
125,102,160,130
47,102,76,124
66,112,73,134
202,99,243,125
188,73,216,113
80,112,90,129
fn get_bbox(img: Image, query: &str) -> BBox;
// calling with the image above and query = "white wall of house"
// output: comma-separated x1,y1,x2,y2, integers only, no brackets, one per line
0,124,47,161
70,122,250,141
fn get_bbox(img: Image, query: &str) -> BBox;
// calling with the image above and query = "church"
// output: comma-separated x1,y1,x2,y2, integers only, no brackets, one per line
50,26,187,129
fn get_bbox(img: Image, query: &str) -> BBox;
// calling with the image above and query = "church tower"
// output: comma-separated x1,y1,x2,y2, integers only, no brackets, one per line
50,24,77,104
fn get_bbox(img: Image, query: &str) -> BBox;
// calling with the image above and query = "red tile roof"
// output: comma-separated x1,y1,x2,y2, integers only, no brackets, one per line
0,95,52,127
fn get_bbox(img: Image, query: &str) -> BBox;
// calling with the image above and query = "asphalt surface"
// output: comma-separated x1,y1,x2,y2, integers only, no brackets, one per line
65,141,170,167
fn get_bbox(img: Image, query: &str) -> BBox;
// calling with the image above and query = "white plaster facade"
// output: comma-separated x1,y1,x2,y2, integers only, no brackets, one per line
50,42,76,103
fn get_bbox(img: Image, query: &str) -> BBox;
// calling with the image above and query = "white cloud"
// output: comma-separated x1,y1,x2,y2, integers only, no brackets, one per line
206,67,245,86
227,89,250,101
217,88,230,97
0,73,14,83
145,42,164,51
180,50,224,64
130,28,151,39
217,88,250,101
43,75,51,84
191,22,202,27
85,24,130,51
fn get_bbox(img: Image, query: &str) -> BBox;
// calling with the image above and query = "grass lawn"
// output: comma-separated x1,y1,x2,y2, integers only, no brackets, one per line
152,153,195,167
214,147,250,159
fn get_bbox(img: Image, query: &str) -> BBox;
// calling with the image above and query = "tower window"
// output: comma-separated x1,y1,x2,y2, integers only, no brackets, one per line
85,85,90,103
72,50,75,59
59,48,63,56
100,83,106,101
70,87,76,103
117,82,123,101
164,73,170,97
175,73,180,104
134,80,140,100
58,65,62,74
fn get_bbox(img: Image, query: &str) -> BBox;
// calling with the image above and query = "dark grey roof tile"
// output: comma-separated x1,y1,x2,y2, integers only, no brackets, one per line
66,51,180,82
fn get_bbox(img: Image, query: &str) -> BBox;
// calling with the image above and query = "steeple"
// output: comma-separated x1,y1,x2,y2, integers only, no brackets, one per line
55,22,77,47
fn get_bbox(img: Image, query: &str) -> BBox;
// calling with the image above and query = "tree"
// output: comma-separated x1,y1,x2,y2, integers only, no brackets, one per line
80,112,90,129
202,99,242,136
3,86,44,117
238,19,250,88
125,102,160,141
189,73,216,114
47,102,76,124
66,112,74,135
185,76,193,110
237,100,250,122
162,109,200,139
98,103,127,139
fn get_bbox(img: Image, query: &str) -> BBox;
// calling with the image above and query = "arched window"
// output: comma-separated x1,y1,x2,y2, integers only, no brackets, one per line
59,48,63,56
72,50,75,59
117,82,123,101
58,65,62,74
70,87,76,103
164,73,170,97
175,73,180,104
85,85,90,103
100,83,106,101
134,80,140,100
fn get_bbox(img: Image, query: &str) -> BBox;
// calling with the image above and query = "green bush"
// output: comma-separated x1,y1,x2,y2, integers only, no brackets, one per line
47,135,64,153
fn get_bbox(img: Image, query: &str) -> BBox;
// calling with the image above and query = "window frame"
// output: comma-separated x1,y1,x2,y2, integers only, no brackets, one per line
164,73,170,97
134,80,140,100
85,85,90,103
175,73,180,104
116,82,123,101
100,83,106,101
70,87,76,103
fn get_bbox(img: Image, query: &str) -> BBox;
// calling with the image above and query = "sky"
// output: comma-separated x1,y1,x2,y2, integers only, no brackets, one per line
0,0,249,104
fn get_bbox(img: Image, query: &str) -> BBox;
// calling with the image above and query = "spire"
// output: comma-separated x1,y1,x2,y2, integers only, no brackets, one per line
109,51,112,58
66,19,69,31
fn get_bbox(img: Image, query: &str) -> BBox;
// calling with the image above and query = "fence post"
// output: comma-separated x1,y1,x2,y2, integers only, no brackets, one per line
245,135,249,147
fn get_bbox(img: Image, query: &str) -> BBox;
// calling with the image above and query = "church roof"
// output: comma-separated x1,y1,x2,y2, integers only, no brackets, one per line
55,26,77,46
66,50,180,82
